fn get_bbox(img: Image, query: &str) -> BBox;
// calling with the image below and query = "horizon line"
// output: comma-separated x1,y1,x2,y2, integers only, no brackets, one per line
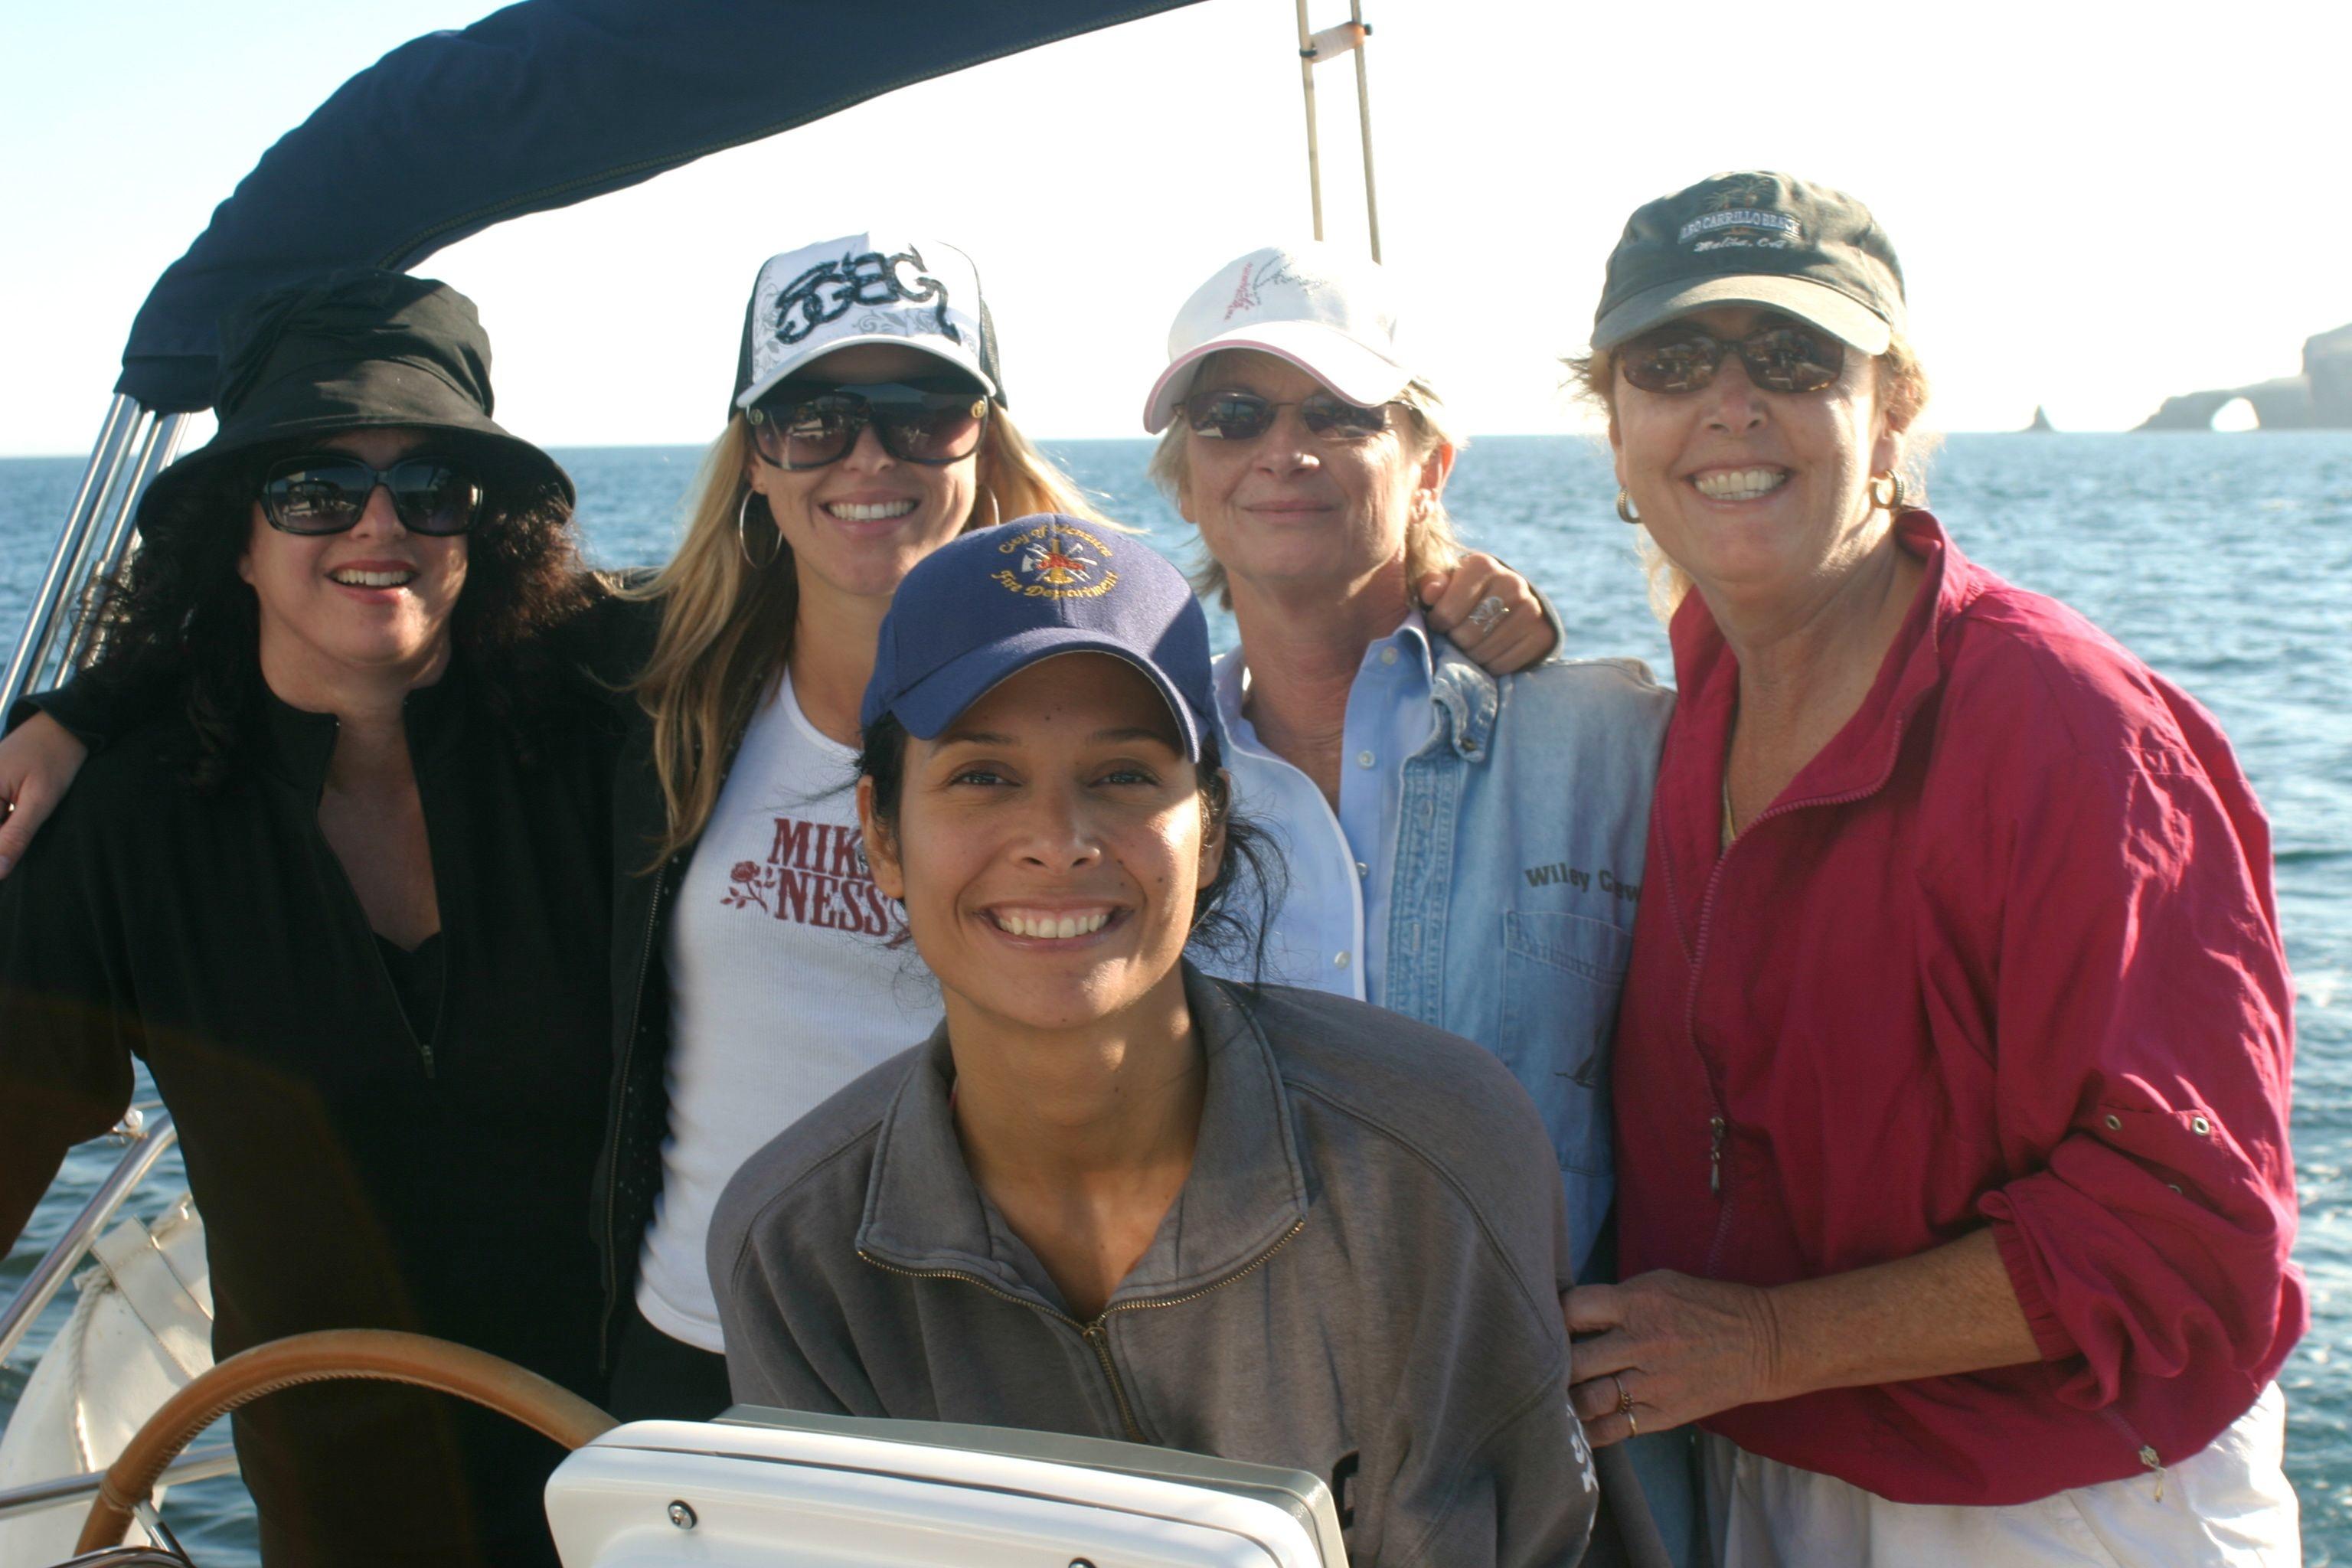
3,426,2331,462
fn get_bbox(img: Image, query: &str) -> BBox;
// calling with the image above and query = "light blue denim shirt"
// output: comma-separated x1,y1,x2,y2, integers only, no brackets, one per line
1215,613,1439,1001
1205,626,1674,1279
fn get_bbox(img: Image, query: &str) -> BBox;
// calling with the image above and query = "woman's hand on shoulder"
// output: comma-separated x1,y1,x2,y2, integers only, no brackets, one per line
0,713,90,878
1419,553,1558,674
1563,1271,1784,1446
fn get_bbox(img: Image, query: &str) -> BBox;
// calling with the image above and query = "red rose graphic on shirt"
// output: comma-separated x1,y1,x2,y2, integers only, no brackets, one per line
720,860,768,913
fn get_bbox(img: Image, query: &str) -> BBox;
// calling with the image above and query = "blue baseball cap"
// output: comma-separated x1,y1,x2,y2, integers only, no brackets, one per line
861,516,1214,760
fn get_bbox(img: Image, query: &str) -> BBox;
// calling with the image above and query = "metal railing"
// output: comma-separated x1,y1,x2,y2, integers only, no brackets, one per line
2,397,194,720
0,1109,179,1370
0,1109,235,1530
0,1442,237,1524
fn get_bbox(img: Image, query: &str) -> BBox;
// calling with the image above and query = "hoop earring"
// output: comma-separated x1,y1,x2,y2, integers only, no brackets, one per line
967,486,1001,534
1615,487,1642,524
737,489,781,570
1868,472,1908,513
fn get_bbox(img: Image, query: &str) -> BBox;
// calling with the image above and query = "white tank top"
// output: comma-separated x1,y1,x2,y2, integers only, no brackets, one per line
633,671,939,1351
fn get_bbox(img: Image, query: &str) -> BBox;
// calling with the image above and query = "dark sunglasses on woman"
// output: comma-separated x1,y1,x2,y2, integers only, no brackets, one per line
259,454,485,535
1182,390,1394,442
746,378,991,470
1619,318,1847,395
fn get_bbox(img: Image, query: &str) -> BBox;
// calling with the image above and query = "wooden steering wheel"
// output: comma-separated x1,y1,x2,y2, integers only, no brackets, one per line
75,1329,617,1556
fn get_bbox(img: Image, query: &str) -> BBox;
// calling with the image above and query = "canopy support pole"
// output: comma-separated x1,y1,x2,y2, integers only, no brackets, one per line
16,408,150,700
1293,0,1325,242
1293,5,1382,260
60,413,190,673
1348,0,1380,261
2,401,191,717
3,397,134,717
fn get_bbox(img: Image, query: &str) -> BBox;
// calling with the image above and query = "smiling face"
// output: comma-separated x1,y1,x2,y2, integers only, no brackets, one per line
859,652,1221,1039
239,426,468,700
1609,306,1901,606
1177,351,1449,607
744,342,979,610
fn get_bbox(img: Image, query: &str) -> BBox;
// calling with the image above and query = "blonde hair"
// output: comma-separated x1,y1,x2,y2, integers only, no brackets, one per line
627,405,1110,865
1146,357,1467,608
1560,332,1936,619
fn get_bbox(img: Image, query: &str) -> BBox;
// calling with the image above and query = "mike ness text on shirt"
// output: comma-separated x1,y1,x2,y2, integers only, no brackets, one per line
721,814,897,936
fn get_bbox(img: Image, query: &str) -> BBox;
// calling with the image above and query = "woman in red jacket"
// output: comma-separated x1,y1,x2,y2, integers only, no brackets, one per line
1561,172,2303,1562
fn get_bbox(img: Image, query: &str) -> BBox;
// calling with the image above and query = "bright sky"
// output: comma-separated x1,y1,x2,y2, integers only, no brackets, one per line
5,0,2342,456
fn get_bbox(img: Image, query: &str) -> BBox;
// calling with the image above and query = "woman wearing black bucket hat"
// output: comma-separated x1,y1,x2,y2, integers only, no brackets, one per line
0,268,619,1566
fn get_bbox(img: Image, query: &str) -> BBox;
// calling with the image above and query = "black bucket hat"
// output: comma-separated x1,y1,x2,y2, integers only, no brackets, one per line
136,267,573,531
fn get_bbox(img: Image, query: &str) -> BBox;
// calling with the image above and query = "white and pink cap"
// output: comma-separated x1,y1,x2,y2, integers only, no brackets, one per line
1141,242,1416,433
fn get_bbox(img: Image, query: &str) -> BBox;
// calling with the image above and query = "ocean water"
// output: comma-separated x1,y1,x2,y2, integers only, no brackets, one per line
2,432,2347,1561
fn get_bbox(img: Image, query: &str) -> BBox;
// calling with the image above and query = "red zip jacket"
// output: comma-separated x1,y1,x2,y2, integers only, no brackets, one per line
1612,511,2304,1504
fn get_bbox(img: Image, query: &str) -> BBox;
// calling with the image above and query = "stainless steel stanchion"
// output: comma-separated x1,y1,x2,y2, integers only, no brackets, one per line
2,396,137,715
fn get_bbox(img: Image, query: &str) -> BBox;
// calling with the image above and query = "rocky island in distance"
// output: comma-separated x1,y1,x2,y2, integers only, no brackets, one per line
2138,323,2352,430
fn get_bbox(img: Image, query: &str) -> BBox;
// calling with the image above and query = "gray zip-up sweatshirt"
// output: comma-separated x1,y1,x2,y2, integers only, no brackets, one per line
710,965,1601,1566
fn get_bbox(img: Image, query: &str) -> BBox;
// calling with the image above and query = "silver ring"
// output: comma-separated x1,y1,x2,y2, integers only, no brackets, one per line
1466,594,1510,633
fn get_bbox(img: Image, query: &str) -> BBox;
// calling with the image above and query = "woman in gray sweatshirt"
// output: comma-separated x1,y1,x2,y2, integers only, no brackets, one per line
710,517,1617,1566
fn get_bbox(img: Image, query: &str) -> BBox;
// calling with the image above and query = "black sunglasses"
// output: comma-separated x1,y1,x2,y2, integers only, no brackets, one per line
1618,319,1847,395
258,454,485,536
746,378,990,470
1182,390,1394,443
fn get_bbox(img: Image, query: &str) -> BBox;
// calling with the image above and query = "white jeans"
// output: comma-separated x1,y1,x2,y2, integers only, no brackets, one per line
1699,1384,2301,1566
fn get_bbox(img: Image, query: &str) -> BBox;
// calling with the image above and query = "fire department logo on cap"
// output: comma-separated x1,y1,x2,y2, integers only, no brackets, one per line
992,519,1119,600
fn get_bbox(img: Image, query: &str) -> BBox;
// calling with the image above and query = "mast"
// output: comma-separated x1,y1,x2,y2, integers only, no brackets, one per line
1294,0,1382,260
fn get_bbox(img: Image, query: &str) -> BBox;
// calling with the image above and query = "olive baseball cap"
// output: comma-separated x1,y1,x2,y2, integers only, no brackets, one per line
1590,172,1906,354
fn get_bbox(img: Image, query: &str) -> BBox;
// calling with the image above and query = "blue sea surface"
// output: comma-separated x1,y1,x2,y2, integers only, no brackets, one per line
2,433,2347,1560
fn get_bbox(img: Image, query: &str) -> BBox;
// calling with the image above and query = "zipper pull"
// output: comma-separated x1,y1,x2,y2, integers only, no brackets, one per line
1709,1116,1726,1194
2138,1444,2164,1501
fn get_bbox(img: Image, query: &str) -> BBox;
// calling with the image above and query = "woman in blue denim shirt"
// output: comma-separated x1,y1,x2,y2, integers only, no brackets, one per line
1142,240,1687,1559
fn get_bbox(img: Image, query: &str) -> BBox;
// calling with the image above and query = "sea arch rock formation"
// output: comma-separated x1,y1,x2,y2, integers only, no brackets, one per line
2138,324,2352,430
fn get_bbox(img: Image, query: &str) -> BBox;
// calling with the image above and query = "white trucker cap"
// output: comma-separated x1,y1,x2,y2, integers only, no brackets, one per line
733,234,1001,413
1142,242,1416,433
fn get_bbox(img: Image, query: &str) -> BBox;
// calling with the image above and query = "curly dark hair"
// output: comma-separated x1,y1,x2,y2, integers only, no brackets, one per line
79,436,606,789
855,712,1286,986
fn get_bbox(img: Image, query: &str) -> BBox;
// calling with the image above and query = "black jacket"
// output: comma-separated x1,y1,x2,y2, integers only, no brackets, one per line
24,590,715,1378
592,660,691,1366
0,665,621,1559
549,590,714,1368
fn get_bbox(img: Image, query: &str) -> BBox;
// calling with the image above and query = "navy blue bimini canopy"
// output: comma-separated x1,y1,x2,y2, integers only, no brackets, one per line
119,0,1203,410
